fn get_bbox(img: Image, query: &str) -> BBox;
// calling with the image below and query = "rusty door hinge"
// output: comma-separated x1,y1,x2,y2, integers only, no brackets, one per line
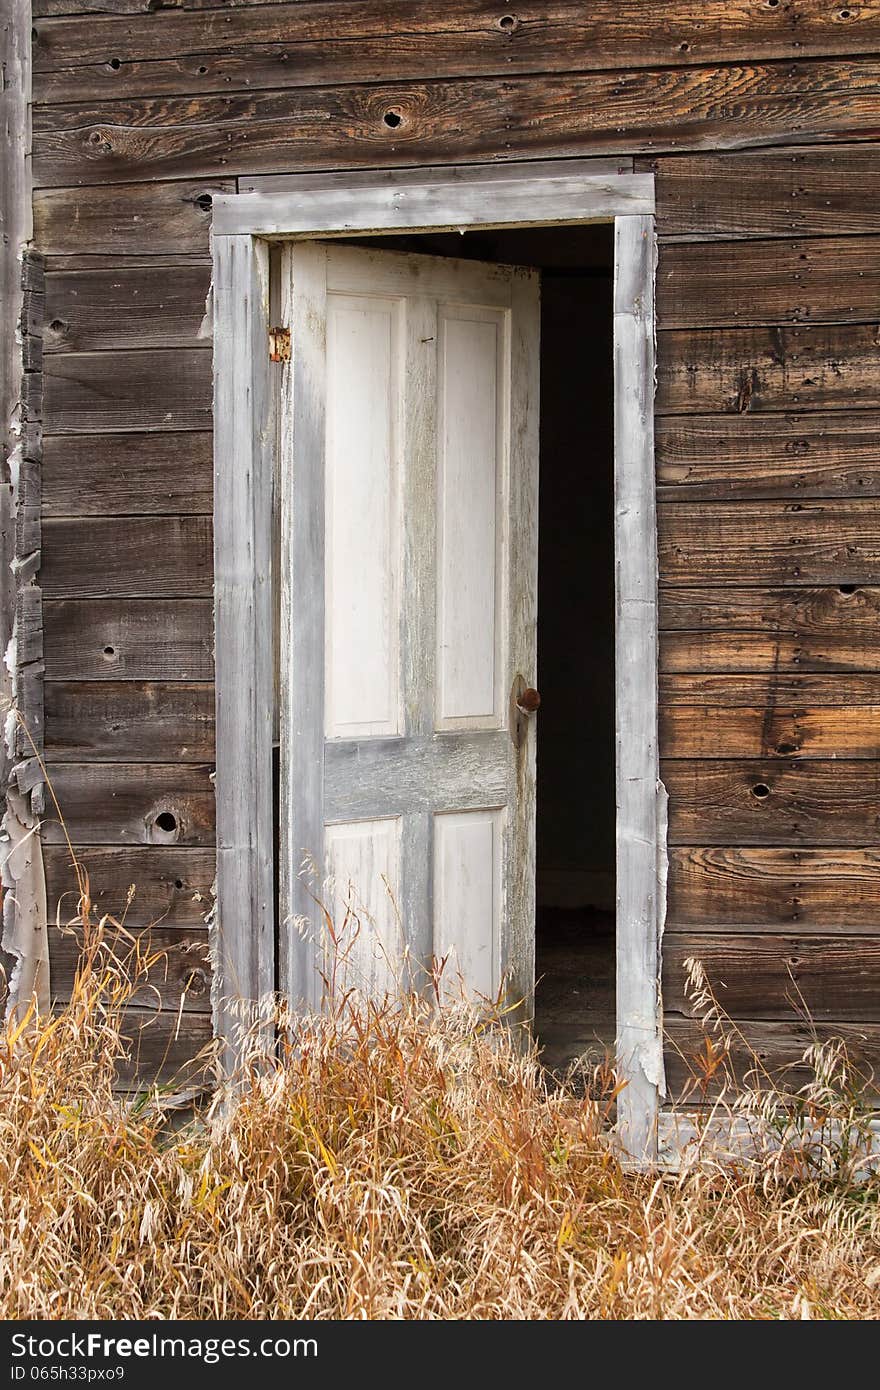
269,326,291,362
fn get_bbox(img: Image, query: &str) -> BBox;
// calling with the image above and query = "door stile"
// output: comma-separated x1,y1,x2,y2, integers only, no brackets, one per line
399,293,439,983
503,272,541,1017
279,241,328,1012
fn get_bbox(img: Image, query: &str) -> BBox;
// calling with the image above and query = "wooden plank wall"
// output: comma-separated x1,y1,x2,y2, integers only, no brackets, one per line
29,0,880,1096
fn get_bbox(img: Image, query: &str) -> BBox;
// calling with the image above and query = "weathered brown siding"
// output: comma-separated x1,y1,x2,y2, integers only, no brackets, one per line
30,0,880,1093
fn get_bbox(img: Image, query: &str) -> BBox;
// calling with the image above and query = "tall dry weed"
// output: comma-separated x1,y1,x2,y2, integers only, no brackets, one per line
0,888,878,1319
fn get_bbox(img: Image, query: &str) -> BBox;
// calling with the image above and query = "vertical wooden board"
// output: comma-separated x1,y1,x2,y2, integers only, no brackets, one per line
324,293,401,740
436,306,505,730
614,214,661,1160
212,234,275,1045
324,816,403,999
280,241,327,1009
433,808,502,1000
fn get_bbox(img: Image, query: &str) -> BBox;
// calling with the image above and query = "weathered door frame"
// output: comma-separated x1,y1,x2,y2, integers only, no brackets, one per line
211,159,664,1159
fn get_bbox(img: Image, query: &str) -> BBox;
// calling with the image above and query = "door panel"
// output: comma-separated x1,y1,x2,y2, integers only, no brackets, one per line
324,294,402,740
434,808,504,999
281,243,540,1013
436,306,507,730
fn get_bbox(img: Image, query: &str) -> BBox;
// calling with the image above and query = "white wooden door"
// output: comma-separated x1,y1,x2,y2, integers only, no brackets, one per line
280,243,540,1012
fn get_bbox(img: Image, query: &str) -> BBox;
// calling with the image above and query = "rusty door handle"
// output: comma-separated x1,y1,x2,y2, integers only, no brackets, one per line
516,687,541,715
510,676,540,750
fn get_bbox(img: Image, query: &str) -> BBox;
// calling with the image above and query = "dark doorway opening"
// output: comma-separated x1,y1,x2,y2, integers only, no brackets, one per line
301,222,617,1074
533,250,615,1076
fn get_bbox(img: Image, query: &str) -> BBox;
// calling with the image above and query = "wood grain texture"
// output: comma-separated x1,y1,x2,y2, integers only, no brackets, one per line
660,585,880,673
115,1007,214,1089
664,1018,880,1098
661,672,880,705
218,169,652,238
33,179,232,256
656,323,880,415
212,234,275,1031
45,681,214,760
656,412,880,500
44,350,211,433
657,235,880,328
664,933,880,1021
43,432,213,515
44,843,216,928
32,1,880,103
661,704,880,759
31,58,880,187
44,263,211,352
668,846,880,932
44,599,213,680
659,502,880,586
49,924,211,1011
640,144,880,240
40,516,212,597
663,759,880,846
614,215,662,1160
42,762,215,845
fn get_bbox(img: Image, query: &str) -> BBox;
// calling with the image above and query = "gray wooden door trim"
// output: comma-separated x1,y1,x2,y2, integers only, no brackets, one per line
211,165,662,1160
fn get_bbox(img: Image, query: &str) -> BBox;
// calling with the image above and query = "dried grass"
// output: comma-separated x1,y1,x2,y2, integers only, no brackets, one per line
1,898,879,1320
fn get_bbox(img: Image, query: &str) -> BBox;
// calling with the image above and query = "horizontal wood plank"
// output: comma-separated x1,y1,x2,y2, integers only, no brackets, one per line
656,412,880,500
661,704,880,760
661,673,880,705
44,349,211,433
662,630,880,673
116,1007,214,1089
659,502,880,586
667,846,880,932
664,1018,880,1098
45,681,215,760
663,758,880,846
640,144,880,240
657,235,880,329
43,431,212,515
32,58,880,186
32,1,880,102
40,516,212,597
656,323,880,415
42,762,216,845
49,924,211,1012
44,843,216,928
663,933,880,1021
44,599,214,679
33,179,232,256
661,580,880,634
44,263,211,352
